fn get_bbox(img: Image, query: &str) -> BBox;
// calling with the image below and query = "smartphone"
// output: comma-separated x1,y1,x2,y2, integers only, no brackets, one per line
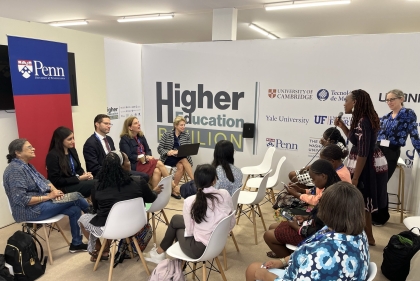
281,210,294,221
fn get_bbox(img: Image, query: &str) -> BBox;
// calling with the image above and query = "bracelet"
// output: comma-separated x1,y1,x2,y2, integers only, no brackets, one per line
279,258,287,268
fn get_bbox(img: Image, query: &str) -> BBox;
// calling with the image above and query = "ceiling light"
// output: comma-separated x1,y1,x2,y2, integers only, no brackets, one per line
265,0,350,10
49,20,88,27
117,13,174,23
249,24,278,39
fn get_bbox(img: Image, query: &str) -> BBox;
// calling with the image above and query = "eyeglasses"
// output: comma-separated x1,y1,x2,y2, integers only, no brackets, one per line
26,145,34,150
101,122,113,126
385,97,400,103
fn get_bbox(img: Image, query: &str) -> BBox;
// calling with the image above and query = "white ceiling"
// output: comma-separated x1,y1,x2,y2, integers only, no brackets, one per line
1,0,420,44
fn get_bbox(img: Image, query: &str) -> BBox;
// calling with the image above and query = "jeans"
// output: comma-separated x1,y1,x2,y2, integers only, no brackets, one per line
35,197,89,246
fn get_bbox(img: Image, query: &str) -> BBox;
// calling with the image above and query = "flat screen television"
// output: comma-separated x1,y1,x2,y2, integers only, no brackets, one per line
0,45,78,111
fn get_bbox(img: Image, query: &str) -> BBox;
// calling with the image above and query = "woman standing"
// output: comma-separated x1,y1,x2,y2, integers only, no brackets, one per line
46,126,94,198
212,140,243,196
334,89,388,245
373,89,420,225
119,117,172,192
158,116,194,198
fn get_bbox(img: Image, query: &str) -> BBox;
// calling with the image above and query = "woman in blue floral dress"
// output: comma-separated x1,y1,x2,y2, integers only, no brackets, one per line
246,182,369,281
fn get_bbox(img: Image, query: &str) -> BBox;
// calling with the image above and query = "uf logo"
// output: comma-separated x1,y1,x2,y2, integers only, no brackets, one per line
314,115,327,124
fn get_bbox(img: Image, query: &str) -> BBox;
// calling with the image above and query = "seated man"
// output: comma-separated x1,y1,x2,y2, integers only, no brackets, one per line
83,114,149,182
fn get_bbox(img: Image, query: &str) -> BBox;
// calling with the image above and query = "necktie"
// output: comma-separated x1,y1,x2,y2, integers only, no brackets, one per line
103,137,112,154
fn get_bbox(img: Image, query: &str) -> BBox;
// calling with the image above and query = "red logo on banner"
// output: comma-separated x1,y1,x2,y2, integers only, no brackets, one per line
268,89,276,98
17,60,33,79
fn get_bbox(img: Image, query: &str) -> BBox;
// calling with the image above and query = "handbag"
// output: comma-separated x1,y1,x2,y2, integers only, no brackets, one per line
381,227,420,281
131,223,153,254
52,192,82,204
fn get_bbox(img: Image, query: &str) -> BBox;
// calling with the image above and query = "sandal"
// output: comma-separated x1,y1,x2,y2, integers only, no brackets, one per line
90,251,109,262
266,251,279,258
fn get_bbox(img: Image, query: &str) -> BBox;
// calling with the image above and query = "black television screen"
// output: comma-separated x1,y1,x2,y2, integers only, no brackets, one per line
0,45,78,110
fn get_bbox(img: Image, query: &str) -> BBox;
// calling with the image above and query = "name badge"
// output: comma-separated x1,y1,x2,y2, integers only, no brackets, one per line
380,140,390,147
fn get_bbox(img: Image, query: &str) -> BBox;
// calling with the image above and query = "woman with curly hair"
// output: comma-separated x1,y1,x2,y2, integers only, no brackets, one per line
335,89,388,245
78,151,162,262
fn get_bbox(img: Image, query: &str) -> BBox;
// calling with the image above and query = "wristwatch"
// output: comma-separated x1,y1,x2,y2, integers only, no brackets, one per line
76,174,80,179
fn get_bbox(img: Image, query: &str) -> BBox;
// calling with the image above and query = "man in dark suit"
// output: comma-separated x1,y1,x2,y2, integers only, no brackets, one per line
83,114,149,182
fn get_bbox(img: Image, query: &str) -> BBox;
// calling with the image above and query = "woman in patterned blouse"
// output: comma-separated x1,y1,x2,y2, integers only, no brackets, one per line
212,140,243,196
373,89,420,225
246,182,370,281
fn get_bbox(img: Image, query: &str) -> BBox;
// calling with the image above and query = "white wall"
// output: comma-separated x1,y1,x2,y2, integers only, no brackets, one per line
0,17,107,227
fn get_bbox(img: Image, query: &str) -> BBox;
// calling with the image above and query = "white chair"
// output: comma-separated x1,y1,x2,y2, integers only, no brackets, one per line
403,216,420,234
286,244,297,251
236,173,269,244
241,147,276,188
366,262,377,281
146,175,172,243
5,195,70,265
166,212,234,281
165,165,189,184
246,156,286,204
221,188,241,270
93,197,150,281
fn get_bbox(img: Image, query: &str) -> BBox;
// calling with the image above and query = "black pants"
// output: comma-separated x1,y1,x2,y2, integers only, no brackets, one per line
63,179,97,198
160,214,206,259
372,145,401,224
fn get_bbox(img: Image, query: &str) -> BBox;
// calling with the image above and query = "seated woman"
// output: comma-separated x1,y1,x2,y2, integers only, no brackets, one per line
158,116,194,199
288,127,347,187
46,126,95,198
4,138,90,252
265,159,341,258
145,164,235,263
212,140,243,196
246,182,369,281
119,116,172,190
78,151,162,262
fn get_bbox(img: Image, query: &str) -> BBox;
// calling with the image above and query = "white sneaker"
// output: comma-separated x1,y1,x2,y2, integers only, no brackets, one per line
145,244,165,264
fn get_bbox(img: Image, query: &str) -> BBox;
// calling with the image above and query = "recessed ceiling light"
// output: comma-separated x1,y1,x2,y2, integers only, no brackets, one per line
49,20,88,27
117,13,174,23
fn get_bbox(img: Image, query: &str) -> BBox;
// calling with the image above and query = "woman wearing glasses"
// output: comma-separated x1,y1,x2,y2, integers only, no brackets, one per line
373,89,420,225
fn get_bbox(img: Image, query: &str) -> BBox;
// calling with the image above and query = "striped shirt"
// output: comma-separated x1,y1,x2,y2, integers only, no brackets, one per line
157,130,193,166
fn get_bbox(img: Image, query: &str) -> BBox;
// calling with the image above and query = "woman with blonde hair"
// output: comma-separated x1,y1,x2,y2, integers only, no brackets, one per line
158,116,194,199
119,116,172,192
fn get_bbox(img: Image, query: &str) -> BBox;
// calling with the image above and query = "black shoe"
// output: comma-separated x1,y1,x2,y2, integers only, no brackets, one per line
69,243,88,253
171,193,182,200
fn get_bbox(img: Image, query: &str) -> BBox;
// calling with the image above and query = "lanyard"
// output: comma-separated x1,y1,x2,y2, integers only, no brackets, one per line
69,154,76,176
135,137,144,154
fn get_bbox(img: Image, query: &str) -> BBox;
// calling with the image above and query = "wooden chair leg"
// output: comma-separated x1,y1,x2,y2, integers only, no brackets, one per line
161,209,169,225
230,231,239,252
42,224,54,265
55,222,70,246
94,238,108,271
222,247,227,270
236,204,243,225
151,214,157,244
215,257,227,281
269,188,276,205
242,175,250,190
126,238,134,259
257,204,267,231
107,240,117,281
202,261,207,281
193,263,197,280
132,237,151,275
400,167,405,223
252,205,258,245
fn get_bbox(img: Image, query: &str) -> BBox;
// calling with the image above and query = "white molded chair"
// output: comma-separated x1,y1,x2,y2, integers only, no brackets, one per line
165,165,189,184
221,188,241,270
241,147,276,188
166,212,235,281
146,176,172,243
246,156,286,204
366,262,377,281
236,173,269,244
93,197,150,280
286,244,297,251
403,216,420,234
5,194,69,265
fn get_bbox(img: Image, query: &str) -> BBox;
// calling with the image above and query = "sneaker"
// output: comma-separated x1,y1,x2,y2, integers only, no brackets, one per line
69,243,88,253
144,244,165,264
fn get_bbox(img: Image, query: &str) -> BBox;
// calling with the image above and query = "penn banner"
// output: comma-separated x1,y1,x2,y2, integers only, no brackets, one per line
7,36,73,176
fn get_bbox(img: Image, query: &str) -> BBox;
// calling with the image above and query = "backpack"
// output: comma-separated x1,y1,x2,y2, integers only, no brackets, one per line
4,231,48,281
381,227,420,281
148,259,185,281
180,180,197,199
0,254,14,281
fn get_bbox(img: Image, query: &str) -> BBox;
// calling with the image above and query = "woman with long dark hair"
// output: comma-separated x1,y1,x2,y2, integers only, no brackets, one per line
264,159,341,259
145,164,235,263
212,140,243,196
78,151,162,262
335,89,388,245
46,126,94,198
